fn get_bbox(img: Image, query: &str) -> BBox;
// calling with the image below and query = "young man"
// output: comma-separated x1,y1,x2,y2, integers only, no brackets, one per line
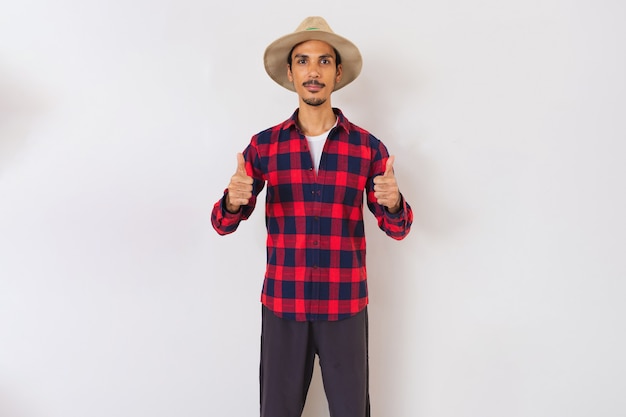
211,16,413,417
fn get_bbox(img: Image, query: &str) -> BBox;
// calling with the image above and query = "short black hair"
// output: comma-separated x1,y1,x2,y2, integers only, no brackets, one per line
286,43,342,68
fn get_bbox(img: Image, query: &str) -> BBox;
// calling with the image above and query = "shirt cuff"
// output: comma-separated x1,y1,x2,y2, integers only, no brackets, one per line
384,194,406,219
221,193,243,219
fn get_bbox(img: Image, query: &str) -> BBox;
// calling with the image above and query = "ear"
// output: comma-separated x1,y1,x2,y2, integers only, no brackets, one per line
335,63,343,83
287,64,293,82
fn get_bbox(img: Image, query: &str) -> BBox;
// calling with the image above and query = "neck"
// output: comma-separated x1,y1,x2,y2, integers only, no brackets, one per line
297,102,337,136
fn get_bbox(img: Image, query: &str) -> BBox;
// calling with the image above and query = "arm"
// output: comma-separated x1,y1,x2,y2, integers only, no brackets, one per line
366,148,413,240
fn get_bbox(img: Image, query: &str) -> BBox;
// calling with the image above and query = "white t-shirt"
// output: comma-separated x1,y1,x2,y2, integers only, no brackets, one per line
306,119,338,173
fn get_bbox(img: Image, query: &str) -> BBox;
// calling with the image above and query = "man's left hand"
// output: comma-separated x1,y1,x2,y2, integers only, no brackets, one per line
373,155,402,214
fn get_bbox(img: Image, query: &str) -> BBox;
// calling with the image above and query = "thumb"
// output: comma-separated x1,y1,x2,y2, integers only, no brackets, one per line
384,155,395,176
236,152,247,175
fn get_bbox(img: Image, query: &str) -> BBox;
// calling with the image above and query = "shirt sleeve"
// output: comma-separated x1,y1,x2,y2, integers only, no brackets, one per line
365,138,413,240
211,141,265,236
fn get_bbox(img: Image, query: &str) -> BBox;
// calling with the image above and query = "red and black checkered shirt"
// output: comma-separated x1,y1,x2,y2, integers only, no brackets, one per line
212,108,413,321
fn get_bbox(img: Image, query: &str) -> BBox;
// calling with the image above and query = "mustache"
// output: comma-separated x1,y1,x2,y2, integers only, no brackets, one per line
303,80,325,87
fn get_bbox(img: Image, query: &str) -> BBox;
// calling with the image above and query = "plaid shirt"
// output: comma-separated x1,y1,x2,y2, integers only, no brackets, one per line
212,108,413,321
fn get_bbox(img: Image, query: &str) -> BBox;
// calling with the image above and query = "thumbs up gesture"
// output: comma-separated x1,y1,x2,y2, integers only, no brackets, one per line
373,155,402,214
225,153,254,213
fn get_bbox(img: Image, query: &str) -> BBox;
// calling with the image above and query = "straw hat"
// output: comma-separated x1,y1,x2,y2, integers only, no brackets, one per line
263,16,362,92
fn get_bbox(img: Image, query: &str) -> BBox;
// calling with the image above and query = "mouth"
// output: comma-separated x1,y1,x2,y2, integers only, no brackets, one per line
303,80,325,92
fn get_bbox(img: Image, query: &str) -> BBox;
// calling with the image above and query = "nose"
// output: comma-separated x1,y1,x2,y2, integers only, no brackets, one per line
308,62,320,77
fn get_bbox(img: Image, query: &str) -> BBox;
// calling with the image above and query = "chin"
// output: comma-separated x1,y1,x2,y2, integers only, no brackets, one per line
303,97,327,107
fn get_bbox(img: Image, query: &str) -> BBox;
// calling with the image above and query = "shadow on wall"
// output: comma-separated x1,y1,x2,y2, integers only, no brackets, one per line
0,66,47,175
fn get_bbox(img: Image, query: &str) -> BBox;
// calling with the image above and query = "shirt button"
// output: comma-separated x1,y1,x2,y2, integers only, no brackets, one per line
313,240,318,245
313,265,318,269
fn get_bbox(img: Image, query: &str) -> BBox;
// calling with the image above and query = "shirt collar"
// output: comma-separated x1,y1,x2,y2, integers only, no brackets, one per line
284,108,350,135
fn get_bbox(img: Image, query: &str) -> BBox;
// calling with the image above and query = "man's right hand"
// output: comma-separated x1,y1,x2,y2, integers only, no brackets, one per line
225,153,253,213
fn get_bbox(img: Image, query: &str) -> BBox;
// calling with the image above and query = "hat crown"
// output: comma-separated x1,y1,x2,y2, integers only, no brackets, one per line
294,16,335,34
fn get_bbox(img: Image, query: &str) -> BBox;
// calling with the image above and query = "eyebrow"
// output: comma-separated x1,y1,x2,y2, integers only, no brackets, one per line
293,53,335,60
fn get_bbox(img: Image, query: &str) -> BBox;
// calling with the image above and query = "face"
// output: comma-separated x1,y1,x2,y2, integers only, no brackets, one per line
287,40,343,107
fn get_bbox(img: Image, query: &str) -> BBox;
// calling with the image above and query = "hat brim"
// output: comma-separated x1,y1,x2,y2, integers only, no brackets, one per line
264,31,362,92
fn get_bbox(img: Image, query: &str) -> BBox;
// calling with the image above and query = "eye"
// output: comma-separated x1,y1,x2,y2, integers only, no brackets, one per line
297,58,307,65
320,58,331,65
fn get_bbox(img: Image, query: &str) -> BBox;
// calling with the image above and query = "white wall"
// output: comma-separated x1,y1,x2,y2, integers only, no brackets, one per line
1,1,625,416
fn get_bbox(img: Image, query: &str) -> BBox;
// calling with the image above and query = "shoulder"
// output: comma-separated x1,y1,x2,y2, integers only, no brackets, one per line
336,109,383,149
251,111,298,145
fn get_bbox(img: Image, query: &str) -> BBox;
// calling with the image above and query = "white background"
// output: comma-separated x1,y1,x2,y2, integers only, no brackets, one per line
1,1,625,416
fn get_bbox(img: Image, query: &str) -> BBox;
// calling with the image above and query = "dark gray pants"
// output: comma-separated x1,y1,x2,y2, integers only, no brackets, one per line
260,306,370,417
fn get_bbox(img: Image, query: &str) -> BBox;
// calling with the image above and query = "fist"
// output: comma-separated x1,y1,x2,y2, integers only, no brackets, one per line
226,153,253,213
373,155,401,213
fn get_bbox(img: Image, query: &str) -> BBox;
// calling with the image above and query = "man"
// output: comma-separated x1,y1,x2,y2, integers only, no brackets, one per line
211,16,413,417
